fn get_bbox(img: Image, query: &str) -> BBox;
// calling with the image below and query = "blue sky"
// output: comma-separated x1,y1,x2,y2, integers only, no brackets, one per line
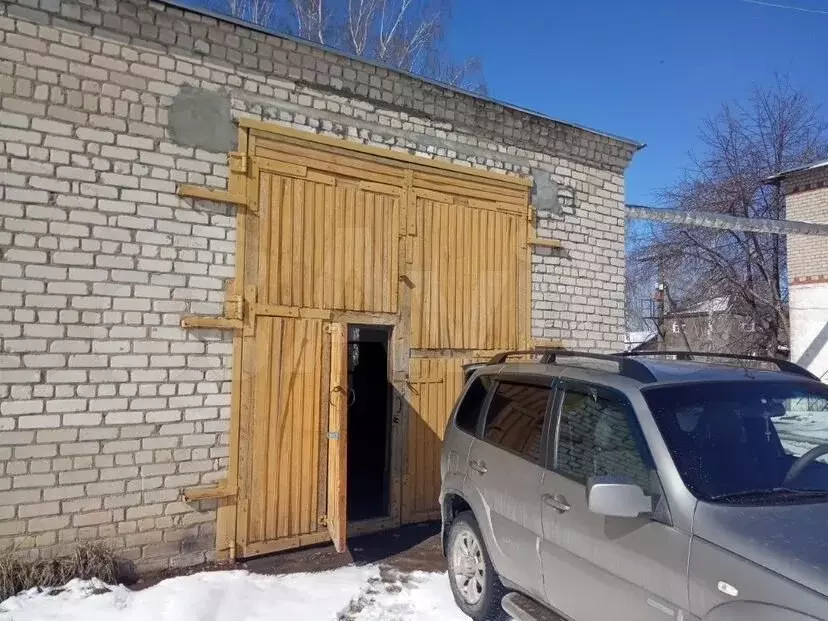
447,0,828,204
185,0,827,205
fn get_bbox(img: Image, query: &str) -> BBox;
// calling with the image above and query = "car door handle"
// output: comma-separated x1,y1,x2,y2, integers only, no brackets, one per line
542,494,571,513
469,460,488,475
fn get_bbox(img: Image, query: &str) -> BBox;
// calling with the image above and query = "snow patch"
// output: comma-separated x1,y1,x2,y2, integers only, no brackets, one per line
337,568,474,621
0,566,378,621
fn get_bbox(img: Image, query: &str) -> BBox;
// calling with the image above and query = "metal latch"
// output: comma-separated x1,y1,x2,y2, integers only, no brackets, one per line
327,432,340,440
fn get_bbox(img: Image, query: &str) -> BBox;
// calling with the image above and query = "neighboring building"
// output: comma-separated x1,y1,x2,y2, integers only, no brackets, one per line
662,297,758,354
769,159,828,381
0,0,640,570
624,329,658,352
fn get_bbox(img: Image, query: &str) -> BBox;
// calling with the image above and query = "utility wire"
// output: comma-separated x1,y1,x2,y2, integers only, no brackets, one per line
740,0,828,15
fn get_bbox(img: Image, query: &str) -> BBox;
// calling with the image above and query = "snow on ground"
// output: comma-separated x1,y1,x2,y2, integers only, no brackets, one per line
0,565,480,621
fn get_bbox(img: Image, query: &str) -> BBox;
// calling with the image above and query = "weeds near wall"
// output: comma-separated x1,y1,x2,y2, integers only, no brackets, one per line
0,543,119,601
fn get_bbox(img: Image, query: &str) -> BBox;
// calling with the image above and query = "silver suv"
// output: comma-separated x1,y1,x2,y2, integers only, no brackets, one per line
439,350,828,621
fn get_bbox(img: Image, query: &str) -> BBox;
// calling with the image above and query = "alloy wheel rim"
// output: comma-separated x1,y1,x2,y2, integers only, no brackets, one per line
451,528,486,605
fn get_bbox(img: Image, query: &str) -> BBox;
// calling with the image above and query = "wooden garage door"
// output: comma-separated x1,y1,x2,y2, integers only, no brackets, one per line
236,317,330,556
228,122,532,555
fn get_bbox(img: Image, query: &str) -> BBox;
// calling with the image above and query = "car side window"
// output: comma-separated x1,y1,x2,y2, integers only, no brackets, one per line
481,381,552,464
455,375,492,435
554,383,653,491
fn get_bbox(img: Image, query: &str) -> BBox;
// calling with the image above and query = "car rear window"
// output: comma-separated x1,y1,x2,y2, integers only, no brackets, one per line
455,375,492,434
482,381,551,463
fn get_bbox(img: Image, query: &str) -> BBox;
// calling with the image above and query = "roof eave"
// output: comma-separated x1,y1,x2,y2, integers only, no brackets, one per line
765,158,828,184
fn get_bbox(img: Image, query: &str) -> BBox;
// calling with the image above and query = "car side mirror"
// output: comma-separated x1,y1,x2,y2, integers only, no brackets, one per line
587,475,653,518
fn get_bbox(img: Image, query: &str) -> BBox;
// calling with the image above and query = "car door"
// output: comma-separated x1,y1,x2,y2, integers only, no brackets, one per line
539,380,692,621
463,376,554,601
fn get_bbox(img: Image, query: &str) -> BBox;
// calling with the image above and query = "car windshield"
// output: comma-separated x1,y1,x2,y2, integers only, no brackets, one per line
643,380,828,504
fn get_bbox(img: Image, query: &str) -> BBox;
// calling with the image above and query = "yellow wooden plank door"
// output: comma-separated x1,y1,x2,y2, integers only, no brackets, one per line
255,168,400,313
236,317,330,557
326,322,348,552
409,195,528,350
402,356,486,523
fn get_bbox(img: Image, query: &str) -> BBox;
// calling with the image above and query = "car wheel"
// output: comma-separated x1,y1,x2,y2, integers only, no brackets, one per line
446,511,508,621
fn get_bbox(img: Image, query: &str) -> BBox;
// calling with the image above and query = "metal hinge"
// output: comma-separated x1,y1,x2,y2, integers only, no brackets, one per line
318,514,328,526
327,432,340,440
229,152,248,174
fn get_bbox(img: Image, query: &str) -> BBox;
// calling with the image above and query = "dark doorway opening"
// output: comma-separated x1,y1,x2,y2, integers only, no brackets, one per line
346,325,392,522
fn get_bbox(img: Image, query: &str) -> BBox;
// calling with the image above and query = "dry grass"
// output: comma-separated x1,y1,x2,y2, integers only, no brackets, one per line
0,542,119,601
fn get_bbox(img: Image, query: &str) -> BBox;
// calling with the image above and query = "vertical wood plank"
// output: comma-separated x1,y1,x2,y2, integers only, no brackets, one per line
276,319,293,539
322,185,335,309
493,211,504,348
257,173,272,303
390,195,400,313
217,126,249,561
334,187,346,310
292,179,305,308
344,189,356,310
374,195,384,311
251,316,274,543
363,192,374,312
354,190,365,311
426,202,438,349
302,183,315,308
313,183,325,309
280,178,294,306
471,209,481,347
462,206,471,349
265,319,282,541
269,177,283,307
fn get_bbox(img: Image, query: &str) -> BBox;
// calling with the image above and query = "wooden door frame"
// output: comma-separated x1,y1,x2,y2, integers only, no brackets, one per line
215,120,534,561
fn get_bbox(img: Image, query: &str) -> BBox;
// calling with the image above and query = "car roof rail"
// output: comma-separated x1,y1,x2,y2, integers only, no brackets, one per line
618,350,819,381
488,348,658,384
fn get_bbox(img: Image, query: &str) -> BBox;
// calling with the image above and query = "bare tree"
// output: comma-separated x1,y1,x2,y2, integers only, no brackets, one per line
637,76,828,355
228,0,276,27
226,0,485,92
291,0,327,44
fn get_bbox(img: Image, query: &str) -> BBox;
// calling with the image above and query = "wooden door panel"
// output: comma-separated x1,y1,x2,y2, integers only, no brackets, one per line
326,323,348,552
410,197,526,350
402,356,487,523
256,171,400,313
238,317,328,555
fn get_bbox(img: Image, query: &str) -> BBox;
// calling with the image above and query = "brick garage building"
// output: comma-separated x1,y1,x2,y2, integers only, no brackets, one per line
772,160,828,380
0,0,641,570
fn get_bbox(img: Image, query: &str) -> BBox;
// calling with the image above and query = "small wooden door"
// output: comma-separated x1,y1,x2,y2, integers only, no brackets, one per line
236,317,330,557
327,322,348,552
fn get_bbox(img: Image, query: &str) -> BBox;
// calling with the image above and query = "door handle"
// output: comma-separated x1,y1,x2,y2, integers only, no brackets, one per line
469,459,488,475
542,494,570,513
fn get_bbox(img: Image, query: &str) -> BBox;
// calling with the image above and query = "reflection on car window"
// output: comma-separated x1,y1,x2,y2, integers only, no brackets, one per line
644,381,828,502
555,385,652,491
455,376,492,435
482,382,551,463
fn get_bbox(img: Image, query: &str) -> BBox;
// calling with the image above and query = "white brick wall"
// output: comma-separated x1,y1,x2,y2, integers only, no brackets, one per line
782,166,828,380
0,0,635,569
785,169,828,281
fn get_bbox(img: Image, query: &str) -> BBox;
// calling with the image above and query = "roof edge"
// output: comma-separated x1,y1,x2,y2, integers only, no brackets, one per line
765,158,828,183
157,0,645,150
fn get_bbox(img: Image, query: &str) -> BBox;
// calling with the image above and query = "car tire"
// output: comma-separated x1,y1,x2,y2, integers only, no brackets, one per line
446,511,509,621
